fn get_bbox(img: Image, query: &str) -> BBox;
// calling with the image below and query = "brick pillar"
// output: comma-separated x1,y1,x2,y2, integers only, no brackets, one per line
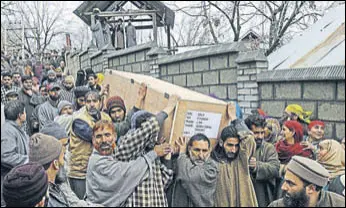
235,50,267,117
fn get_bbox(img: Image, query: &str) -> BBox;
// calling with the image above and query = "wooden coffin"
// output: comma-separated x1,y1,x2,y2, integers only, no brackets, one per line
104,70,233,147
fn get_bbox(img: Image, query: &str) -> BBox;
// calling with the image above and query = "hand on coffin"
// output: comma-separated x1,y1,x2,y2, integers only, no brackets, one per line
135,83,147,109
163,94,180,115
175,136,188,154
227,101,237,122
154,143,172,157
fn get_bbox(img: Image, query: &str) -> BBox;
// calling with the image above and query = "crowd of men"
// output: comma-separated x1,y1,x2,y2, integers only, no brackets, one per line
1,50,345,207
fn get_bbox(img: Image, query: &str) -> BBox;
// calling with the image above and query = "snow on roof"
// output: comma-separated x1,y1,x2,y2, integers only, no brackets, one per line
268,4,345,70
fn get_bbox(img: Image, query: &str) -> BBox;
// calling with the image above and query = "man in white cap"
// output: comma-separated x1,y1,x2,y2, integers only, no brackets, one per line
268,156,345,207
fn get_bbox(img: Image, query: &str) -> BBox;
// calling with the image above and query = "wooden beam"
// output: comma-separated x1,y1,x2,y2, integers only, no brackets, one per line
167,25,171,50
152,13,157,43
84,10,159,17
135,25,153,30
107,18,152,23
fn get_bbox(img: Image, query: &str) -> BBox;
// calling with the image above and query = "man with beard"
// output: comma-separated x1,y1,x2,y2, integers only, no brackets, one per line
54,101,74,134
245,115,280,207
1,72,19,104
60,75,75,103
38,83,61,130
69,91,111,199
86,73,101,92
73,86,90,112
29,133,69,207
106,83,147,140
30,85,49,134
170,134,218,207
211,119,258,207
12,71,22,88
39,122,102,207
42,70,58,86
10,59,23,75
18,75,39,136
86,120,171,207
55,67,63,84
268,156,345,207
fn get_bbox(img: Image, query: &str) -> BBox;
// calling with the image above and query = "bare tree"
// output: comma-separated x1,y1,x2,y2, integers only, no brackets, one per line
3,1,65,58
166,1,338,56
248,1,323,55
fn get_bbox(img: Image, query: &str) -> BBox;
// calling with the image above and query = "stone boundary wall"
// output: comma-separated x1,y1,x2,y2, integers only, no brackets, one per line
107,42,160,77
157,42,249,103
258,65,345,139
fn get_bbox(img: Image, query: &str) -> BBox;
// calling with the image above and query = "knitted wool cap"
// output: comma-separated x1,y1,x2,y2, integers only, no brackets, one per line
106,96,126,114
29,133,63,166
57,100,73,114
40,122,68,140
287,156,330,187
3,162,48,207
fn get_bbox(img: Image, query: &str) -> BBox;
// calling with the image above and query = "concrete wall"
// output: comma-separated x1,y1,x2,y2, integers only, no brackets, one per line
258,66,345,139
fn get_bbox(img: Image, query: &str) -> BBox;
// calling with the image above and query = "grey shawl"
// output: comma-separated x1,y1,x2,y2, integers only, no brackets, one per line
172,153,218,207
86,150,157,207
38,98,59,130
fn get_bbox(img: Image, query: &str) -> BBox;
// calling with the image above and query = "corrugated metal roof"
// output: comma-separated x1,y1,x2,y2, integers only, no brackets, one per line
268,4,345,70
257,65,345,82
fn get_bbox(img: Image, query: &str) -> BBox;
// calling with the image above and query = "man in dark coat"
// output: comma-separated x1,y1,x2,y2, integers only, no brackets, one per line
245,115,280,207
1,101,29,207
18,75,39,136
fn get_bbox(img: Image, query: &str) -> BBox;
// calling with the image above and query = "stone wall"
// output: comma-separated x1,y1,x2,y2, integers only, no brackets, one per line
158,42,250,103
107,42,161,77
257,65,345,139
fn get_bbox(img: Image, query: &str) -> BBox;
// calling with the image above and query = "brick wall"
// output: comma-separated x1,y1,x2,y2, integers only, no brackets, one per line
258,66,345,139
